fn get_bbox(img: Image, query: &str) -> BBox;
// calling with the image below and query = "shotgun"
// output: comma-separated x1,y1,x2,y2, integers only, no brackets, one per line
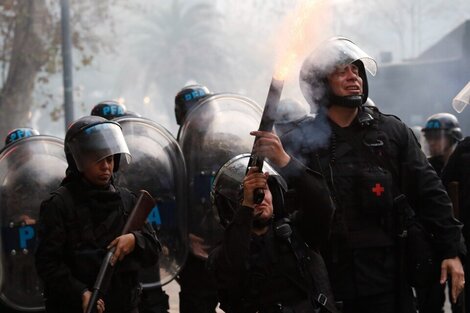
85,190,155,313
246,77,284,204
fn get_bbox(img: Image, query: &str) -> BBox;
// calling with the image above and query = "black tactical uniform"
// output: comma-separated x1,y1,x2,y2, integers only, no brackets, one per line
292,36,464,312
416,152,450,313
280,105,463,312
174,84,219,313
428,156,445,176
209,156,339,313
35,116,161,313
91,100,170,313
442,136,470,311
422,112,464,178
443,136,470,245
36,179,160,313
416,112,465,313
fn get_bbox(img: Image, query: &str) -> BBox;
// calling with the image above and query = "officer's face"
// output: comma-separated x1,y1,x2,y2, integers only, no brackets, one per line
83,155,114,186
253,186,273,222
424,132,451,157
327,64,363,97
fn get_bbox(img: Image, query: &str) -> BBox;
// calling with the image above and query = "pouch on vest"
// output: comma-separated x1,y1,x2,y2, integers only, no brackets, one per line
359,167,393,216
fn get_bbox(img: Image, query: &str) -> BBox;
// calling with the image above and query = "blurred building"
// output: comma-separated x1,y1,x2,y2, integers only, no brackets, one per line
370,20,470,135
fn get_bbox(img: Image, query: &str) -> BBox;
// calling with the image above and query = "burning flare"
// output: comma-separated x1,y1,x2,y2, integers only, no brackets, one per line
273,0,331,81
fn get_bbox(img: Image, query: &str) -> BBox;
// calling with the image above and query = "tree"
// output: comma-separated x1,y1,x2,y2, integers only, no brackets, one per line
0,1,54,139
0,0,115,140
129,0,229,117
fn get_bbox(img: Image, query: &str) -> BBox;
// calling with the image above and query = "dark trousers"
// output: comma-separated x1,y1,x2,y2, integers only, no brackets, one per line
177,253,218,313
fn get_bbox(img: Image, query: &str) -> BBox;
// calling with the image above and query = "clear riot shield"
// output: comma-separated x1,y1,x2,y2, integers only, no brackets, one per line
453,81,470,113
178,93,263,259
0,136,66,311
113,117,187,287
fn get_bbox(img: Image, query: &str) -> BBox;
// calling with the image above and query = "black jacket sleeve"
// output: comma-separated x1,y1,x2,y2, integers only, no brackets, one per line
130,222,161,267
442,137,470,239
276,157,335,249
441,137,470,184
35,196,88,299
384,115,463,260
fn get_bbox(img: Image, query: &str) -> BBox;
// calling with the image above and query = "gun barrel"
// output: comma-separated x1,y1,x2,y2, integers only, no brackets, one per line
258,77,284,132
247,77,284,203
85,292,99,313
84,246,116,313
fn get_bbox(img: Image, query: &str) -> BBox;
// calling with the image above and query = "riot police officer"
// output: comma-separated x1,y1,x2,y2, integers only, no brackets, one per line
422,113,463,175
174,84,212,139
0,127,64,313
443,134,470,313
1,127,41,226
209,153,339,313
417,114,465,313
91,100,143,119
174,84,218,313
0,127,40,153
35,116,161,313
176,85,264,312
275,36,465,312
92,102,172,313
91,100,128,119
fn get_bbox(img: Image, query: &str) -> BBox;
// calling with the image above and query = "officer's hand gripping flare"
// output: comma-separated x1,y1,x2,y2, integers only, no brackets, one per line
247,78,284,203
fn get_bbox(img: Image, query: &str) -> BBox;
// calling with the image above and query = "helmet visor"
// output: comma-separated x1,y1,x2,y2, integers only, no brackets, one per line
452,81,470,113
68,122,131,172
306,37,378,76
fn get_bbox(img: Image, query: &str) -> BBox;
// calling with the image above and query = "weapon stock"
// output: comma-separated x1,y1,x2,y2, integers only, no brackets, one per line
85,190,155,313
247,77,284,204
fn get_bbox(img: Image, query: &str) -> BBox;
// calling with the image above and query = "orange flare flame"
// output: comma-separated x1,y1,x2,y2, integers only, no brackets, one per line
273,0,331,81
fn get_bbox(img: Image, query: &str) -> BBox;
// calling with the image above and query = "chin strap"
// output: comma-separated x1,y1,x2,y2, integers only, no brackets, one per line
329,94,364,108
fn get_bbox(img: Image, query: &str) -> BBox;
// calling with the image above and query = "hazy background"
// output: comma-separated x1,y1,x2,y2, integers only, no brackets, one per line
1,0,470,138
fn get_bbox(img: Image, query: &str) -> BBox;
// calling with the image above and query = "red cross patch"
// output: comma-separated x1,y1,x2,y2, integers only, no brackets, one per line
372,183,385,196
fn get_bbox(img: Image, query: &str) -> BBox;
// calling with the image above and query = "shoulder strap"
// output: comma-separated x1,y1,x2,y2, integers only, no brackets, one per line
275,220,338,312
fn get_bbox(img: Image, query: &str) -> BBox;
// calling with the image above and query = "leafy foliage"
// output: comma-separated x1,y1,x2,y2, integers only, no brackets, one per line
0,0,116,134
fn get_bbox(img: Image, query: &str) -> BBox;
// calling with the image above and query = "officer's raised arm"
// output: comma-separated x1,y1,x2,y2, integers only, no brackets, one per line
209,154,338,313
